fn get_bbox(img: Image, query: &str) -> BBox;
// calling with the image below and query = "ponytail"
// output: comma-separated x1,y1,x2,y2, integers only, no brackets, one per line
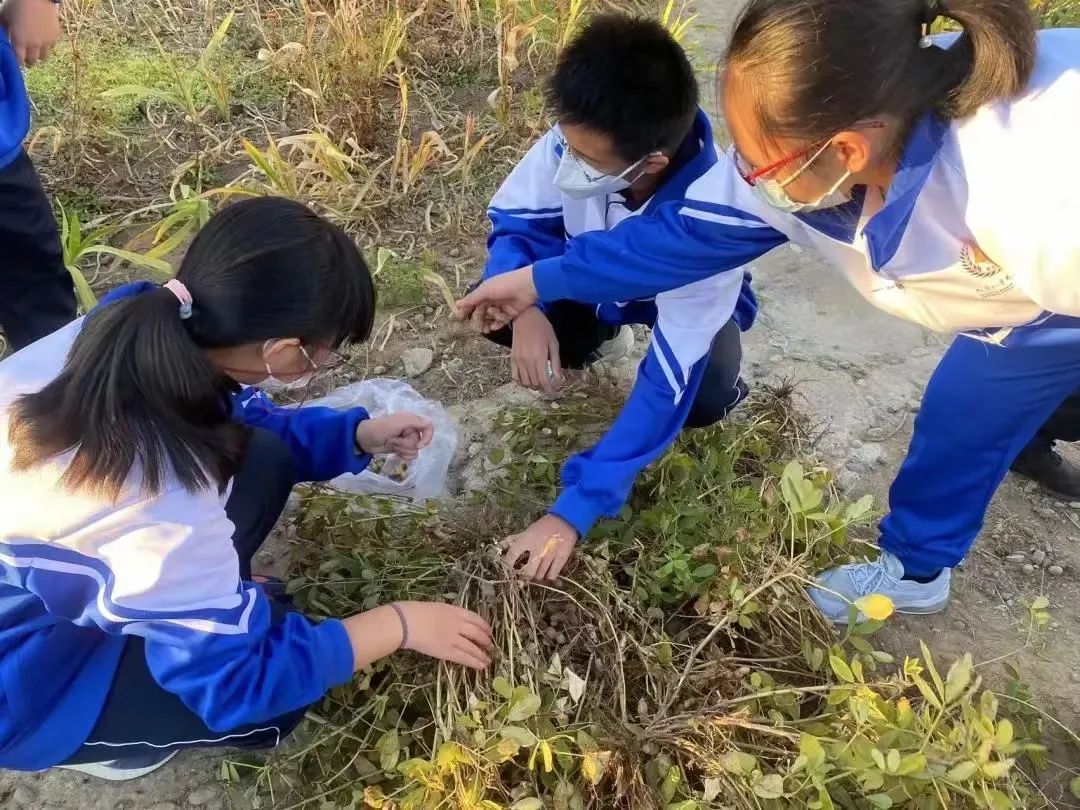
934,0,1037,120
725,0,1037,145
8,196,376,501
9,289,245,499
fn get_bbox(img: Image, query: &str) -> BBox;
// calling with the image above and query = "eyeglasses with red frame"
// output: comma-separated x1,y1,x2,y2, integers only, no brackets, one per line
733,122,886,187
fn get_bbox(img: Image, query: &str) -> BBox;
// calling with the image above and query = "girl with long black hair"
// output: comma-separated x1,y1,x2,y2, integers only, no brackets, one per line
0,196,492,779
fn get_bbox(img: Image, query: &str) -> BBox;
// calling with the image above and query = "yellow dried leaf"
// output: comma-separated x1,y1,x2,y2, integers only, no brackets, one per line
855,594,895,621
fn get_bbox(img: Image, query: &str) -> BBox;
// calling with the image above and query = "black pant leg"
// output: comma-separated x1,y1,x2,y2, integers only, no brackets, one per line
1033,391,1080,446
0,151,76,350
225,428,296,580
684,319,748,429
483,299,618,369
60,605,308,766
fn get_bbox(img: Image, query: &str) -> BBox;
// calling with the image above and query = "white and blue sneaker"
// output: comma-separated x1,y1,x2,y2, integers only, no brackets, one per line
810,551,951,625
57,749,177,781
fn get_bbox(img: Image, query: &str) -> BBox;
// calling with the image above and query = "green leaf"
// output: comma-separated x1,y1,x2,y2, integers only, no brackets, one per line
80,245,173,278
920,641,945,701
1070,776,1080,799
895,752,927,776
780,461,824,514
799,734,826,770
994,719,1014,748
1030,595,1050,611
946,760,978,782
843,493,875,522
375,729,400,772
665,803,700,810
886,749,900,774
720,750,757,774
492,676,514,699
507,692,542,722
752,773,784,799
944,653,973,703
981,759,1014,779
829,655,855,683
501,726,538,747
867,794,893,809
511,800,544,810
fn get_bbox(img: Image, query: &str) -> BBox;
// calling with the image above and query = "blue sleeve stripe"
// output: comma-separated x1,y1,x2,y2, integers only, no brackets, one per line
0,541,255,634
652,328,686,393
681,199,768,225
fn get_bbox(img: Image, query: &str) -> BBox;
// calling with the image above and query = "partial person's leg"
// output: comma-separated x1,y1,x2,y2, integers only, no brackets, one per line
684,319,749,429
58,429,305,775
60,606,307,772
0,152,76,350
811,333,1080,623
483,299,623,369
1010,390,1080,499
227,427,296,579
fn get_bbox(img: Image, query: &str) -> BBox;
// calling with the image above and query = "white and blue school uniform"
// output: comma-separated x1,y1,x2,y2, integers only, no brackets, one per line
484,109,756,536
0,283,373,770
528,29,1080,576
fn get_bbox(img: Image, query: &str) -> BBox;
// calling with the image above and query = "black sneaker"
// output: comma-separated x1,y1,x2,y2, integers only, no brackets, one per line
57,749,177,781
1011,440,1080,501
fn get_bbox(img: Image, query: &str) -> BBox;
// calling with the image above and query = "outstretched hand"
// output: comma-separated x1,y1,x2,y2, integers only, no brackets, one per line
3,0,61,66
455,267,540,332
501,514,578,582
355,412,434,459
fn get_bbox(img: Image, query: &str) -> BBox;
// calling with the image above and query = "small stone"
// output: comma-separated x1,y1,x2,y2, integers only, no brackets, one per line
951,619,967,631
1031,550,1047,566
187,786,220,806
1051,621,1061,630
838,359,853,370
852,443,887,469
1070,502,1080,509
1005,553,1027,563
401,347,434,377
1036,507,1059,521
1022,564,1035,575
422,306,434,316
769,354,782,363
1049,565,1064,575
373,365,387,375
467,441,482,458
12,786,38,806
818,358,838,371
789,351,808,362
147,804,179,810
449,246,463,258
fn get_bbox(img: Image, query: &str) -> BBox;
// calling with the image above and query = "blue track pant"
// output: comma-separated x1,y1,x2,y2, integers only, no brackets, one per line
879,328,1080,577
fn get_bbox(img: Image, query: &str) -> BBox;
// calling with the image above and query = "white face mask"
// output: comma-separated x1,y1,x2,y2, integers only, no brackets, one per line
260,341,317,392
752,140,852,215
553,146,650,200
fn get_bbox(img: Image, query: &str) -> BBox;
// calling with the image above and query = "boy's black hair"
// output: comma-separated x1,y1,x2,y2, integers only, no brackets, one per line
546,14,699,161
9,197,376,501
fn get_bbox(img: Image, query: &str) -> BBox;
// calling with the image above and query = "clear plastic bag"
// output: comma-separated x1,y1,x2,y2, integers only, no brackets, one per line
302,378,457,500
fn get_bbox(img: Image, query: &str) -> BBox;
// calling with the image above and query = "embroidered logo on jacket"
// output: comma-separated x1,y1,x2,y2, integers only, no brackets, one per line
960,243,1013,298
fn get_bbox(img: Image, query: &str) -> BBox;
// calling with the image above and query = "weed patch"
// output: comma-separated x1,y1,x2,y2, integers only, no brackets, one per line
227,392,1053,809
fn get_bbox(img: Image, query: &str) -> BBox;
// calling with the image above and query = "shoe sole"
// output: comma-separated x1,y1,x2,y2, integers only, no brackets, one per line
829,600,949,626
57,750,178,781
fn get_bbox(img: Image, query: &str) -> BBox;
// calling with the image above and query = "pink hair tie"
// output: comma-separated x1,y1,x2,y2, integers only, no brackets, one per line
163,279,193,320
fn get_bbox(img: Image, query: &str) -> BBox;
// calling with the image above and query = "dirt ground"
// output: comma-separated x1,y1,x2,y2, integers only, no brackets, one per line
4,1,1080,807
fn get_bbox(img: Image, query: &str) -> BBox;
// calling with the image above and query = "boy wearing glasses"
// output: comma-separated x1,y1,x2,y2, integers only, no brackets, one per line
472,14,757,580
